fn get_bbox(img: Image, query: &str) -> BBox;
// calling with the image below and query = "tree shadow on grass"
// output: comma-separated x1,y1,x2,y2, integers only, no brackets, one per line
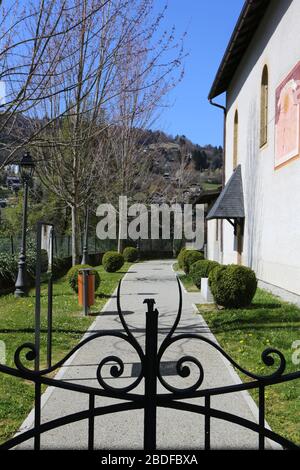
247,302,282,310
51,292,75,297
0,328,88,335
211,322,300,335
201,302,282,314
201,299,300,335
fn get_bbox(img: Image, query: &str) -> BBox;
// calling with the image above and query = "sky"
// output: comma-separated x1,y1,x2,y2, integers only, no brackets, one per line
154,0,245,146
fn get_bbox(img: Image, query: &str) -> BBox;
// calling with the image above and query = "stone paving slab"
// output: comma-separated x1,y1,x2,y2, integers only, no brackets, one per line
16,260,275,450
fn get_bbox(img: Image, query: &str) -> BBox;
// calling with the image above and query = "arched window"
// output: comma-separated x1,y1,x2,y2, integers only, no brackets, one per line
260,65,268,147
233,110,238,169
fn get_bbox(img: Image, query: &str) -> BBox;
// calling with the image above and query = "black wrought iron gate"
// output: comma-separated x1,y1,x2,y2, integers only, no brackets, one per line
0,278,300,450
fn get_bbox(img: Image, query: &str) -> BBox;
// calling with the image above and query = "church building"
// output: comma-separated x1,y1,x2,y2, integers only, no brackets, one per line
207,0,300,298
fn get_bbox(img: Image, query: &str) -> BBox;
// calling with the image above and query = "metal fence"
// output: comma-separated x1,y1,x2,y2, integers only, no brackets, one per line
0,234,176,257
0,234,117,257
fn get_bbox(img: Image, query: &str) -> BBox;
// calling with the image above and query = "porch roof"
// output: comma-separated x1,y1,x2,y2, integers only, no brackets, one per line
206,165,244,220
191,188,221,205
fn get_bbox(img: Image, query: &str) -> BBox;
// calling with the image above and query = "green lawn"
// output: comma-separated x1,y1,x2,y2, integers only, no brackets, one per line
173,262,200,293
178,273,199,292
197,288,300,445
0,263,130,443
201,182,222,191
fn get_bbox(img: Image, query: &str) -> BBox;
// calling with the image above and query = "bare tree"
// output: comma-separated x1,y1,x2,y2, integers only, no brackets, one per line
172,137,194,203
97,2,185,250
36,0,126,264
34,0,185,262
0,0,113,169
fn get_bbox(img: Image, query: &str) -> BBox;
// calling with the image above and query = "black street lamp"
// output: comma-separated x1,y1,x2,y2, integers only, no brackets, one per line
14,152,35,297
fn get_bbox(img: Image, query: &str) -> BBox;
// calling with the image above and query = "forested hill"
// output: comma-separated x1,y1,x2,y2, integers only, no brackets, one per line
130,129,223,204
140,129,223,172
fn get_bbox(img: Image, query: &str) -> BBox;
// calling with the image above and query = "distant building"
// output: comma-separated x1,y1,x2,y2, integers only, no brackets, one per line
6,176,21,191
207,0,300,297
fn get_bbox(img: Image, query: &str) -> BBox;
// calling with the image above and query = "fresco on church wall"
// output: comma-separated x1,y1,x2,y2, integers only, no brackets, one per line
275,61,300,168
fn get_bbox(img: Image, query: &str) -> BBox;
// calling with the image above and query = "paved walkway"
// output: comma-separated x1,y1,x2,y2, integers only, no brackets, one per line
18,260,272,449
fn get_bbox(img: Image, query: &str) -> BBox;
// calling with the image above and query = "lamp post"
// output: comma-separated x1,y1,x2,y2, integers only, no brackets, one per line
81,207,89,265
14,152,35,297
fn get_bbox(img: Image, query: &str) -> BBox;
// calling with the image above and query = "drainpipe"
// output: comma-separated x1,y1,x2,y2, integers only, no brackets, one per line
209,99,226,188
209,98,227,263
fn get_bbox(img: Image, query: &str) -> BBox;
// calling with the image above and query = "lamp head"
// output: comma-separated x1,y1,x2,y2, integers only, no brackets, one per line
19,152,35,181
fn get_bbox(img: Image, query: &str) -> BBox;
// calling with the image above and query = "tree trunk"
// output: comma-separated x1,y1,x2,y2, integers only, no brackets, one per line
117,196,127,253
117,229,125,253
71,205,80,265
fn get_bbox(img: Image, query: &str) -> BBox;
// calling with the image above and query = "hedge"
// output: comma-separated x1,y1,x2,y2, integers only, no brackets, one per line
123,247,139,262
208,264,257,308
102,251,124,272
190,260,220,289
177,248,187,270
0,251,72,295
183,250,204,274
67,264,100,293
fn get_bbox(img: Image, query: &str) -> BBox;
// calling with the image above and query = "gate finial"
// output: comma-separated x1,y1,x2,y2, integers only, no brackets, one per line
143,298,157,315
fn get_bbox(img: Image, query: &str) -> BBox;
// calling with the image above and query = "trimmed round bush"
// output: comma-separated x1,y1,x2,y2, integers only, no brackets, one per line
123,247,139,262
102,251,124,272
52,257,72,280
208,264,227,288
183,250,204,274
67,264,100,293
190,260,220,289
177,248,187,270
208,264,257,308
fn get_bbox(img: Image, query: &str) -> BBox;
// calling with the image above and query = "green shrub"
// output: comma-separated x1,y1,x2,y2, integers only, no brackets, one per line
190,260,220,289
0,250,72,295
208,264,227,288
0,253,17,283
0,253,17,293
102,251,124,272
67,264,100,293
123,247,138,262
0,249,47,279
209,264,257,308
26,249,49,279
177,248,187,269
52,257,72,280
183,250,204,274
